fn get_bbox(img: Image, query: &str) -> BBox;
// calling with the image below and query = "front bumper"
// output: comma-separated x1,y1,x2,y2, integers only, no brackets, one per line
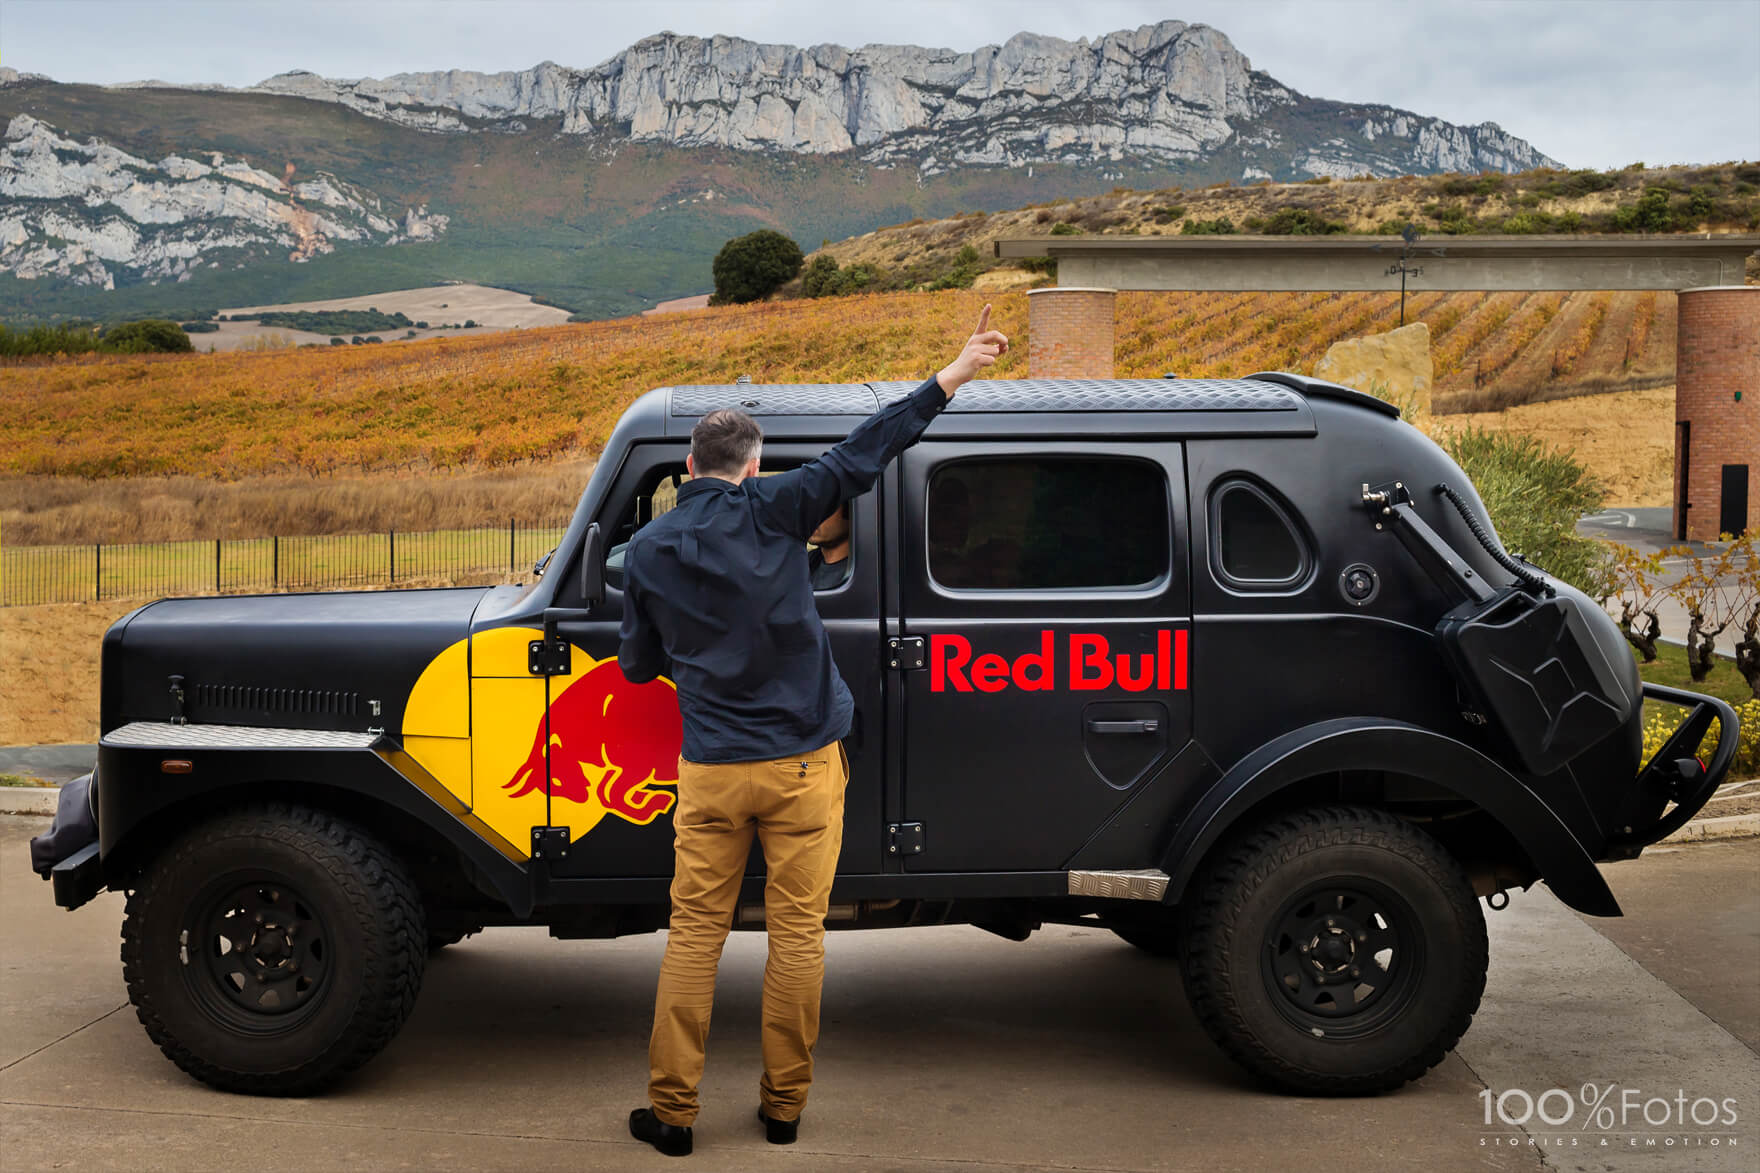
50,841,103,909
1607,682,1741,855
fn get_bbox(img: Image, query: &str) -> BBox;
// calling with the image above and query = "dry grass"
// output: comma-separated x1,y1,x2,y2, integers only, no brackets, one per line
1434,384,1677,508
2,461,591,545
0,574,525,744
0,599,138,744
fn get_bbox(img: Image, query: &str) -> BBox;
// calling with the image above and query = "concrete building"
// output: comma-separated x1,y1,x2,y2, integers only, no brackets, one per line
998,234,1760,537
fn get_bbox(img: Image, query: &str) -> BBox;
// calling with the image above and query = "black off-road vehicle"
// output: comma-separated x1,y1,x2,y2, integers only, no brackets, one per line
36,374,1737,1097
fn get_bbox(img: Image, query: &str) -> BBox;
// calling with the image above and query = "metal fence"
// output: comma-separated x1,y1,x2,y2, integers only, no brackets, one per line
2,520,571,606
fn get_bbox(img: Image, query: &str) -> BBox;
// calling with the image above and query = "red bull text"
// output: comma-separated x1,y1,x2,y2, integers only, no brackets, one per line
930,630,1188,693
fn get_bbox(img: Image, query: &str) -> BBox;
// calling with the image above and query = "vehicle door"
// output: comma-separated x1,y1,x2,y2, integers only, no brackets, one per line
529,441,888,879
893,440,1193,872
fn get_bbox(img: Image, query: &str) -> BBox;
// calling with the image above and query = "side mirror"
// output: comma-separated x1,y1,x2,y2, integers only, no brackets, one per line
578,522,605,608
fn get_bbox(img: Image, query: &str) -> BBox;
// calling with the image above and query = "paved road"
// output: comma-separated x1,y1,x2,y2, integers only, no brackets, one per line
0,745,96,784
2,816,1755,1172
1579,507,1746,646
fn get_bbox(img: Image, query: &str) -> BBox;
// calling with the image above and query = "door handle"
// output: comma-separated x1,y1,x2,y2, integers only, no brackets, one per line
1086,719,1160,734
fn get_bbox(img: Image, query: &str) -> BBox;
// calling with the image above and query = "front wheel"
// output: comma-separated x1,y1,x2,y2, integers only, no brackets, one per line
121,804,427,1095
1180,805,1487,1095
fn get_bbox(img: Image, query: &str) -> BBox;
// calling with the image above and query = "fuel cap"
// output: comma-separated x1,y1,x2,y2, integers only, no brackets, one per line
1340,563,1379,605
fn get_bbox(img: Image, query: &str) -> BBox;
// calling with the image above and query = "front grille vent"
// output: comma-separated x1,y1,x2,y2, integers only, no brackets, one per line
194,684,360,718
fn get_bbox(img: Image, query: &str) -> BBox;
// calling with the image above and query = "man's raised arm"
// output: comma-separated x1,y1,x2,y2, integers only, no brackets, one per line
754,305,1009,539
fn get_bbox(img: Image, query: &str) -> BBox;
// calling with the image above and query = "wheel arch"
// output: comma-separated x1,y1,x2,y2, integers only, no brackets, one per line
1162,720,1621,917
96,744,534,917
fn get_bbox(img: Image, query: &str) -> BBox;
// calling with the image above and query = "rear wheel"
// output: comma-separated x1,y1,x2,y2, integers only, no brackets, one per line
1180,805,1486,1095
121,804,426,1095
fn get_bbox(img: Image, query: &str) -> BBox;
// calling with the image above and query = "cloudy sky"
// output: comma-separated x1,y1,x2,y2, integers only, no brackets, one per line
3,0,1755,170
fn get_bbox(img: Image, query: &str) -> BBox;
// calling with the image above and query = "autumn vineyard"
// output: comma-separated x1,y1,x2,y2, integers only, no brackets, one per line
0,286,1677,484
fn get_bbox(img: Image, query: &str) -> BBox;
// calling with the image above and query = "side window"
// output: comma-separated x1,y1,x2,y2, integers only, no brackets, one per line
927,458,1169,591
1209,479,1310,589
604,463,853,593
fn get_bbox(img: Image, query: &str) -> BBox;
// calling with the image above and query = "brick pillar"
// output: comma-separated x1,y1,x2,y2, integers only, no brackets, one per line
1675,286,1759,542
1026,287,1116,378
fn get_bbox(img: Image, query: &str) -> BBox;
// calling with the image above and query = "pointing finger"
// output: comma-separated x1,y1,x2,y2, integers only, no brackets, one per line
974,303,992,337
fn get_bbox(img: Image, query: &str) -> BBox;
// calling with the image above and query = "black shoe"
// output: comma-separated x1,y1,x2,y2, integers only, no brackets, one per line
629,1107,693,1157
758,1107,798,1145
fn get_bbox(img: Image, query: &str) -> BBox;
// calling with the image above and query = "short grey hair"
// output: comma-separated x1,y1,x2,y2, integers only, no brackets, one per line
691,409,763,477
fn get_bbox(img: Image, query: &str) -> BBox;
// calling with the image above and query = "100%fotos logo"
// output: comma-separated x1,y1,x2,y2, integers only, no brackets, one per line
1481,1084,1739,1130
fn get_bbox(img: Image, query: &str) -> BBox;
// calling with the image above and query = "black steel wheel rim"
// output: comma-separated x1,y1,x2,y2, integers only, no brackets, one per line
1260,879,1425,1038
180,874,333,1034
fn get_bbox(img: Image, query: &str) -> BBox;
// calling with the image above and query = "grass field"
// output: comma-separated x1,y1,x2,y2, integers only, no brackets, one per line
1637,641,1756,710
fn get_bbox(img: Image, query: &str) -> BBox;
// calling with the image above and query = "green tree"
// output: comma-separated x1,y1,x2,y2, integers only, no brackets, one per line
712,229,804,304
101,319,192,354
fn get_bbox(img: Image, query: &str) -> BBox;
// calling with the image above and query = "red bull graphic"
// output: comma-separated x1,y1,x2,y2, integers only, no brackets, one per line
503,658,684,826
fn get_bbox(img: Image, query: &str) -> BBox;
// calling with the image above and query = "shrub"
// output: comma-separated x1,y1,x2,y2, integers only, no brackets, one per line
102,319,193,354
1439,174,1506,197
1610,187,1680,232
415,321,429,329
1179,217,1237,235
1437,426,1611,598
800,254,841,298
927,244,983,291
1048,221,1081,235
1643,699,1760,779
180,321,220,333
800,255,885,298
711,229,804,304
329,337,347,346
1242,207,1346,235
463,320,478,329
0,322,103,357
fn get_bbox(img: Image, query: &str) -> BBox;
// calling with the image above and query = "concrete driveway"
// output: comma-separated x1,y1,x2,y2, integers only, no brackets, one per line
2,815,1756,1172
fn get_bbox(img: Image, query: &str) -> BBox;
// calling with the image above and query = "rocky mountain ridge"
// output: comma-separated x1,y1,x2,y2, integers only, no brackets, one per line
0,114,447,289
123,22,1555,178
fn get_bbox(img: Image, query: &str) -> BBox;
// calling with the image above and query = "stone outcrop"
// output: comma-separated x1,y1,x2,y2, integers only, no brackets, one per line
1313,322,1434,417
227,22,1554,178
0,115,447,288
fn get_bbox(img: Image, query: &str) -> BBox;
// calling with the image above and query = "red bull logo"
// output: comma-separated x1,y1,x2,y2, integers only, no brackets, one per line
503,658,683,826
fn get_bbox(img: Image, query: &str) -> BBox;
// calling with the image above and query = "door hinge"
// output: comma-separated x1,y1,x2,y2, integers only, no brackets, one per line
887,822,926,857
885,636,926,670
530,826,571,861
528,638,571,676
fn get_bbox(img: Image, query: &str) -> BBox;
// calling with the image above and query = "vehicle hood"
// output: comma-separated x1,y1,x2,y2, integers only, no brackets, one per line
101,588,490,737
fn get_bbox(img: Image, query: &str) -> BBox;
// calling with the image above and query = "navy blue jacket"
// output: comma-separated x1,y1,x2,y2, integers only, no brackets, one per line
618,376,947,762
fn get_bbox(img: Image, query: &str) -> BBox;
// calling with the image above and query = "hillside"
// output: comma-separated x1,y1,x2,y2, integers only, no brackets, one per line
0,21,1561,322
0,283,1681,488
816,163,1760,279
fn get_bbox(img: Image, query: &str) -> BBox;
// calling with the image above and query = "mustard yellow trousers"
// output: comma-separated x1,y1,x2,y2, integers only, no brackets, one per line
648,739,848,1126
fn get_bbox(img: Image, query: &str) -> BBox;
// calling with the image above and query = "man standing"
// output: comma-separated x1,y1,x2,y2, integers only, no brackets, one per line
620,307,1008,1157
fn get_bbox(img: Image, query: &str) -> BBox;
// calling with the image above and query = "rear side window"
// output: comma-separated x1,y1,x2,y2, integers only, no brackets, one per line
1210,479,1309,588
927,458,1169,591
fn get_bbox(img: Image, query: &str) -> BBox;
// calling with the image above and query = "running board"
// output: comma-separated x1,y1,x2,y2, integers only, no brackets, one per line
1067,868,1169,901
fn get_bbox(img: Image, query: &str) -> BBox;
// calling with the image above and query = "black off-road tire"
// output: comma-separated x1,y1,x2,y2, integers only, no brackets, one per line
120,804,427,1095
1180,805,1487,1096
